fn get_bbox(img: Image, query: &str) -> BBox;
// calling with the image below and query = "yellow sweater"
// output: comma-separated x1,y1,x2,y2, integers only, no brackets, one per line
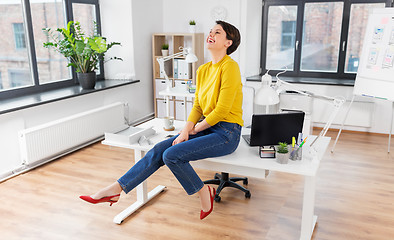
187,55,244,127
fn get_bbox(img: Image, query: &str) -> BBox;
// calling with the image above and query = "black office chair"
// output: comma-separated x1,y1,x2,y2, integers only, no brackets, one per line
204,172,250,202
204,85,252,202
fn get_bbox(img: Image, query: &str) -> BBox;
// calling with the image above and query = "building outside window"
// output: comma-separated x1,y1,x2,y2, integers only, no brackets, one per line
13,23,26,50
281,21,296,51
9,70,31,88
261,0,391,81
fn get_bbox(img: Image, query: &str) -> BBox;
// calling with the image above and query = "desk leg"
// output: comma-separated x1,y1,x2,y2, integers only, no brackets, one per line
165,96,170,117
183,97,187,121
113,150,166,224
299,175,317,240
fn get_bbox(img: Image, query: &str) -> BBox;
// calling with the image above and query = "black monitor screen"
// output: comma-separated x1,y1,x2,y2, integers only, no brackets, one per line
249,112,305,146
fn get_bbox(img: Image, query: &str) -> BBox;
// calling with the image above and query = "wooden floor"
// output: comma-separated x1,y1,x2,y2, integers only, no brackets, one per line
1,130,394,240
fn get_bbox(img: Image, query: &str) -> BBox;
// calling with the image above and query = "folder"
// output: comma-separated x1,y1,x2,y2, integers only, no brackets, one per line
173,59,178,79
178,59,185,79
183,61,190,79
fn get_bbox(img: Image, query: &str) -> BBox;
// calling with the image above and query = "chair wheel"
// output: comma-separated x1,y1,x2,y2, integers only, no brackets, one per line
214,195,221,202
243,178,248,185
245,191,251,198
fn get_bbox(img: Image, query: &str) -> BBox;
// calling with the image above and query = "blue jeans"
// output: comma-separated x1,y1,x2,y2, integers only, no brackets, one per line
117,121,242,195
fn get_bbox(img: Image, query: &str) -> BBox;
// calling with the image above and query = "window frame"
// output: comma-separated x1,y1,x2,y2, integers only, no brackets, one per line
0,0,102,100
260,0,392,82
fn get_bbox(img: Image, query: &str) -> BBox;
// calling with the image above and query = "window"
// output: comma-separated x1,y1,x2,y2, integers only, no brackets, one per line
0,0,101,99
345,2,387,73
301,2,343,72
71,2,103,75
31,0,71,84
13,23,26,49
0,2,33,92
266,5,298,71
261,0,391,81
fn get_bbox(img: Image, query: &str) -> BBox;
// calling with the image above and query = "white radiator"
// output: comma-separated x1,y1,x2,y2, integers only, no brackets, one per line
313,100,374,128
19,102,129,167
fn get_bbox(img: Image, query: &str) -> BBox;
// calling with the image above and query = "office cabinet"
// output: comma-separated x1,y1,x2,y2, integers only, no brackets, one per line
174,80,194,101
152,33,204,117
175,101,193,121
155,79,169,99
156,99,174,118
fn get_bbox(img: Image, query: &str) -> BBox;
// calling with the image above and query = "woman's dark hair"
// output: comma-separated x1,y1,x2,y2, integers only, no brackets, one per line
216,20,241,55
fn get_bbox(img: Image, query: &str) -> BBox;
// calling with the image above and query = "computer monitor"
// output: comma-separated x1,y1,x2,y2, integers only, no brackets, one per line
243,111,305,146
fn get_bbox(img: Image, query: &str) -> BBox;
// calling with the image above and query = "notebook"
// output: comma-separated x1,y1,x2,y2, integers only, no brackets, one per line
242,112,305,147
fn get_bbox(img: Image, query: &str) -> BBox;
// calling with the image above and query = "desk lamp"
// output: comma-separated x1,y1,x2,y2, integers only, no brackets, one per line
254,70,280,114
273,69,345,147
156,47,198,91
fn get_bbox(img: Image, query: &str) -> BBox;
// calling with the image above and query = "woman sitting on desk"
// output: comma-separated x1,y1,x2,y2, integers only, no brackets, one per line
80,20,243,220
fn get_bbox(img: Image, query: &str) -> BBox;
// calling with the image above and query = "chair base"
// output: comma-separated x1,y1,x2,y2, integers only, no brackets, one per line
203,172,251,202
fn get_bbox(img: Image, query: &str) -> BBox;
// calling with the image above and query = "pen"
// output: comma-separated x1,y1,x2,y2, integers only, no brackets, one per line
299,137,308,148
297,133,303,145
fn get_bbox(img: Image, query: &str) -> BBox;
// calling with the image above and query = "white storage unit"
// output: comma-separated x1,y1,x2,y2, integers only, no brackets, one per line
175,101,193,121
156,99,174,118
155,79,170,99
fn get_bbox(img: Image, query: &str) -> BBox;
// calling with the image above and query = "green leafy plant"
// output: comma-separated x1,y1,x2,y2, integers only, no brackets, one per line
189,20,196,25
277,142,289,154
161,43,169,50
42,21,122,73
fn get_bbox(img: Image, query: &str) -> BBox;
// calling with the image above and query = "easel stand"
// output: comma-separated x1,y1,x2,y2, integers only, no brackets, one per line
388,101,394,153
332,96,394,153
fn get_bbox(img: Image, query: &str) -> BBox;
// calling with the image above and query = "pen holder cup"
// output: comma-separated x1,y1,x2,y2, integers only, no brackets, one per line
290,146,302,161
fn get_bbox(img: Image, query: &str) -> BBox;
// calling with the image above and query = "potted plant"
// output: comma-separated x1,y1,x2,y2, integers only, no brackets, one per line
42,21,122,89
276,142,289,164
161,43,169,57
189,20,196,33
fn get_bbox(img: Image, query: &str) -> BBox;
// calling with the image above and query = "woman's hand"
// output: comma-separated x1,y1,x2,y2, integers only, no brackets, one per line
189,127,198,135
172,130,189,145
172,121,195,145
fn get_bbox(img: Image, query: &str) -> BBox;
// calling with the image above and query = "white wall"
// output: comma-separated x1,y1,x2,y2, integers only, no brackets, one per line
101,0,163,119
162,0,244,65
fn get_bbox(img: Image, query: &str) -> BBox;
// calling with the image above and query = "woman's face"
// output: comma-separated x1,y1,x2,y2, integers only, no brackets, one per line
206,24,232,53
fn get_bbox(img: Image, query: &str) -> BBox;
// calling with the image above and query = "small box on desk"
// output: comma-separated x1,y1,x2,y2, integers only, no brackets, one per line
259,146,276,158
104,127,155,145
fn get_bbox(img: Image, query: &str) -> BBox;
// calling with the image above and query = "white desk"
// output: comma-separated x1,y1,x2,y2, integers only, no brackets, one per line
103,118,330,240
159,86,194,119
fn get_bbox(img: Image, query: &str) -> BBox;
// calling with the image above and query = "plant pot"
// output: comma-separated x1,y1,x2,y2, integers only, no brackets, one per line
276,152,290,164
189,25,196,33
77,72,96,90
161,49,169,57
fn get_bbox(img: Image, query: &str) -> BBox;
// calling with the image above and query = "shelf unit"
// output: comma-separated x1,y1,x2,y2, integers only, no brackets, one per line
152,33,204,119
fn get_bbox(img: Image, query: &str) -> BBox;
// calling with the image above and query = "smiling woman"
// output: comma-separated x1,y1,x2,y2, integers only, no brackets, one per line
80,20,244,221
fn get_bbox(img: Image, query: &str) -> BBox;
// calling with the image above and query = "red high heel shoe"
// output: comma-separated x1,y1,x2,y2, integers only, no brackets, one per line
200,186,216,220
79,194,120,206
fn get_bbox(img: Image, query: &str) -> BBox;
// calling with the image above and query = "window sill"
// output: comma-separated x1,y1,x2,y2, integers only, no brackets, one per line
0,79,140,115
246,75,355,86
